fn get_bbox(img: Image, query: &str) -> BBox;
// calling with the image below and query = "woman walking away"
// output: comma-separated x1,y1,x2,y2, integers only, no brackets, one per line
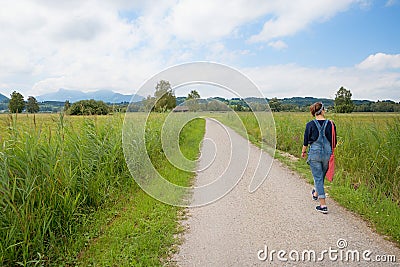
301,102,336,214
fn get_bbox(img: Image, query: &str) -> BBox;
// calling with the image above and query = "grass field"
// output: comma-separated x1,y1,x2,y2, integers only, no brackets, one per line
1,111,399,265
212,111,400,245
0,113,205,266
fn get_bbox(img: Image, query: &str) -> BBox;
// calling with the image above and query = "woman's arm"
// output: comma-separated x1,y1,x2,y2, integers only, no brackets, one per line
302,122,310,158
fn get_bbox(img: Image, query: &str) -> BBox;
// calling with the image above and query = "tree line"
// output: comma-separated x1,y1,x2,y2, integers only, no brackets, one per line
5,80,179,115
8,91,40,113
5,91,111,115
4,85,400,114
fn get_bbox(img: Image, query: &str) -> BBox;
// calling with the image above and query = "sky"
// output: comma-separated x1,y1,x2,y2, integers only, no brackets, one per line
0,0,399,101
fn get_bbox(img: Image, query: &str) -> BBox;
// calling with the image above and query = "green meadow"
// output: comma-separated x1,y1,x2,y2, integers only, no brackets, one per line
0,113,205,266
1,111,399,265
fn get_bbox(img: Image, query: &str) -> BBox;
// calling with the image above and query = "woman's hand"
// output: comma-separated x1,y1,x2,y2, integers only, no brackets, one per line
301,145,308,158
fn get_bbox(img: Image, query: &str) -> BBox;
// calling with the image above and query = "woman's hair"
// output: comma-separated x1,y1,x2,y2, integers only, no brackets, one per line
310,102,324,116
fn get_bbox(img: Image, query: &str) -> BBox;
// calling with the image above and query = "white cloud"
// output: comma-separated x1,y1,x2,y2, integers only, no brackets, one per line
0,0,397,103
248,0,358,43
0,0,164,96
167,0,368,45
167,0,270,42
1,0,271,97
357,53,400,70
268,40,288,50
385,0,398,7
244,61,400,102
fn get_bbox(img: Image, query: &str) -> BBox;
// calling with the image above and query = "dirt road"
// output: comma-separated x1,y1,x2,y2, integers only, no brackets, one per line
173,118,400,266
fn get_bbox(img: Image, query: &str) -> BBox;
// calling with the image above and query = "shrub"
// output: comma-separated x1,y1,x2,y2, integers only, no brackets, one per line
68,99,110,115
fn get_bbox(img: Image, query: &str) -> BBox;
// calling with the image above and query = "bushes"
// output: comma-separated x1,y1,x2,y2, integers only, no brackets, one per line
68,99,110,115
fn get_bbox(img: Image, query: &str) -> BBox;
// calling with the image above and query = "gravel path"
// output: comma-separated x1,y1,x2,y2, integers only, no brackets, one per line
173,118,400,266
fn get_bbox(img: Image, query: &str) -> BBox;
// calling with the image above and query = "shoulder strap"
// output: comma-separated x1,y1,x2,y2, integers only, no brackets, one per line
313,119,321,131
321,120,329,132
313,120,328,135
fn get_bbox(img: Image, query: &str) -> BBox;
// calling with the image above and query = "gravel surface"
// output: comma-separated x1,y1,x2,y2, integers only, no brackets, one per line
172,118,400,266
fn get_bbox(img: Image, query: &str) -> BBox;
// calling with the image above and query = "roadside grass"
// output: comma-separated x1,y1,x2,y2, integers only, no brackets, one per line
77,116,205,266
77,189,181,266
211,111,400,246
0,113,205,266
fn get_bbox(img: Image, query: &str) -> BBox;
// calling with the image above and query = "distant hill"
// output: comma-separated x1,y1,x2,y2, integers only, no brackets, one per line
0,93,8,102
36,89,143,103
278,97,376,107
279,97,334,107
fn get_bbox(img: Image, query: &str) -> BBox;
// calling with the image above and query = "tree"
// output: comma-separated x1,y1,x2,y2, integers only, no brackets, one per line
233,103,244,111
64,100,71,112
8,91,25,113
334,86,355,113
143,95,156,112
268,97,282,112
68,99,110,115
153,80,176,112
186,90,201,111
205,99,230,111
187,90,200,100
26,96,40,113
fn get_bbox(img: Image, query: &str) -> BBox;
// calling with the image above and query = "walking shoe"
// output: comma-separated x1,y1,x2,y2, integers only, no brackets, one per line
311,189,318,201
315,206,328,214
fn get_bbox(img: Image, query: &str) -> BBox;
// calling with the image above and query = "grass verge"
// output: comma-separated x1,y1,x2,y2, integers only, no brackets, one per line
77,117,205,266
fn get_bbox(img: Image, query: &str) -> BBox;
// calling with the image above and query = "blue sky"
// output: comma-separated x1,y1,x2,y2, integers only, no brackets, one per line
0,0,399,101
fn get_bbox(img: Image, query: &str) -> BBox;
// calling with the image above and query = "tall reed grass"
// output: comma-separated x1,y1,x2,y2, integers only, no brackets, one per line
0,112,205,265
334,115,400,203
0,114,133,265
78,114,205,266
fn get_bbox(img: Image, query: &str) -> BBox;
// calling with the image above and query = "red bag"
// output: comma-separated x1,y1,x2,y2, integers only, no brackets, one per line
326,121,336,182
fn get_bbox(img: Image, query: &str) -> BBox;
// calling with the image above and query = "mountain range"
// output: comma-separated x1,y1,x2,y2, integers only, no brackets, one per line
36,89,143,103
0,93,8,102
